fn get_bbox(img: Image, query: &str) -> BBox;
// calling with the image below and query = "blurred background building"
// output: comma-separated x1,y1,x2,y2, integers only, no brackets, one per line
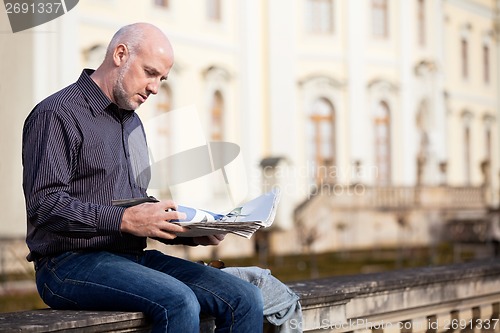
0,0,499,270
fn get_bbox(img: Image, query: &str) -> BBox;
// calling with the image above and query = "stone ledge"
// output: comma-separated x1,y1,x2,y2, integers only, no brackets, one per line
1,259,500,332
0,309,149,332
288,258,500,307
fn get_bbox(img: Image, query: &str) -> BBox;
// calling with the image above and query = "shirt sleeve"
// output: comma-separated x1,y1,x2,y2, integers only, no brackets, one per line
155,237,198,247
22,108,124,237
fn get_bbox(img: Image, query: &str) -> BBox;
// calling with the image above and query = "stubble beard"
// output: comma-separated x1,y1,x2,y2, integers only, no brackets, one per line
113,60,137,111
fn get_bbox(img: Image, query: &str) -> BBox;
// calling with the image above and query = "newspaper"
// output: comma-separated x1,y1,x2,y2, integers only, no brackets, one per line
112,189,280,238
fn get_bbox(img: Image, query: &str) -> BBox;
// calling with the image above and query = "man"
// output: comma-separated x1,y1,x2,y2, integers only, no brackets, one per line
22,23,263,333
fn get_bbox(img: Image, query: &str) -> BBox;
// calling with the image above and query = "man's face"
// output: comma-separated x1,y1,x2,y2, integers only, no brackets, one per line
113,44,173,110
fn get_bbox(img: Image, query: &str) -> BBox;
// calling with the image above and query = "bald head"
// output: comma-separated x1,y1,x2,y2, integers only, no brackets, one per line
105,23,173,63
91,23,175,110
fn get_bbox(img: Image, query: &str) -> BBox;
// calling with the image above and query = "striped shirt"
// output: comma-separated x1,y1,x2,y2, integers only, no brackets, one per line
22,69,186,261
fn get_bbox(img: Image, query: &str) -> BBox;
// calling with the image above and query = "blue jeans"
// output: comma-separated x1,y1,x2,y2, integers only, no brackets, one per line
34,250,264,333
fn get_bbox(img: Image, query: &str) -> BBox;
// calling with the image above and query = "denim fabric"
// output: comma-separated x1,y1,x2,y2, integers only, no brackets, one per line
223,267,303,333
35,250,263,333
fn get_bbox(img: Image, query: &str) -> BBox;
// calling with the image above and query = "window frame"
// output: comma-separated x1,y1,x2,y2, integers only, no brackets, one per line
372,0,389,39
305,0,335,35
373,101,392,185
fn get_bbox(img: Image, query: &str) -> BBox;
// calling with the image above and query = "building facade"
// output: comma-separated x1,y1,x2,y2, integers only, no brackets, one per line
0,0,498,262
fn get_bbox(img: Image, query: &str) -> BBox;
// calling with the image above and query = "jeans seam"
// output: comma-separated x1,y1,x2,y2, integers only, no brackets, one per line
42,283,78,307
64,278,169,326
186,282,235,312
185,282,235,331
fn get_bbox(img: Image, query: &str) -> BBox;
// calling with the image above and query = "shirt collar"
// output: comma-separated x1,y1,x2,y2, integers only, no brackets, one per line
77,69,136,122
76,68,114,117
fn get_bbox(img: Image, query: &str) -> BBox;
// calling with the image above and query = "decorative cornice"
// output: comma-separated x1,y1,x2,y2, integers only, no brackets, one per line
297,74,345,89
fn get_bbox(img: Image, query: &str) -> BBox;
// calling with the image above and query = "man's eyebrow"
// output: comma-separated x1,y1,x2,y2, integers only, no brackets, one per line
145,66,168,80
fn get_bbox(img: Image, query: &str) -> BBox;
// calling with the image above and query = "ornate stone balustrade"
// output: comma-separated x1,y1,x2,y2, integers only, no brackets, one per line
323,185,486,210
288,258,500,332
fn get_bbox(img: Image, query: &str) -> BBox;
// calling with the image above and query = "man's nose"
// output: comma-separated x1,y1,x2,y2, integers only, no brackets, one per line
147,80,159,95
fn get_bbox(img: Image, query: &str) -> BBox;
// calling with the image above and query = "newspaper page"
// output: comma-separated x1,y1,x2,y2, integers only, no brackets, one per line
112,189,280,238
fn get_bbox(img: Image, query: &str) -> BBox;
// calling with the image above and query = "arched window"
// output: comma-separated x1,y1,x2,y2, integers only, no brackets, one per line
307,97,336,184
209,90,226,198
84,44,106,69
416,100,430,185
156,84,172,115
462,112,473,185
207,0,221,21
210,90,224,141
484,115,494,167
306,0,334,35
154,84,173,197
154,0,169,8
374,101,391,185
203,66,230,140
372,0,389,38
483,44,490,84
417,0,426,46
461,38,469,79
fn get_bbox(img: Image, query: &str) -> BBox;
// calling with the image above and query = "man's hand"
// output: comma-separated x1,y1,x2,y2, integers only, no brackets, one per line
193,234,226,246
121,200,187,239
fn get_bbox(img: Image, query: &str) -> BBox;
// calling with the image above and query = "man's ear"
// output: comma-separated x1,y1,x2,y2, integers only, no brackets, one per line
112,44,129,67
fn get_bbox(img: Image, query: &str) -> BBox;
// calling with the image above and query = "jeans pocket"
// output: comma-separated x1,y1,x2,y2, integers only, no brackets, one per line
41,283,78,310
45,251,88,284
46,251,78,270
